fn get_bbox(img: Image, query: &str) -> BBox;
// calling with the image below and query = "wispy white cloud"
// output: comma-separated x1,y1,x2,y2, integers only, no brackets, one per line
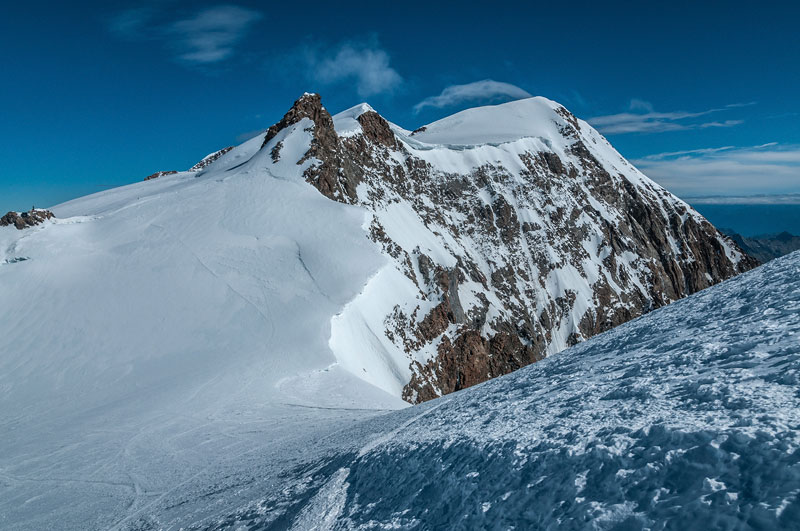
302,40,402,98
699,119,745,129
109,4,263,65
637,146,737,161
589,100,754,134
414,80,532,113
167,5,262,64
628,98,654,112
109,7,156,39
686,194,800,204
632,143,800,197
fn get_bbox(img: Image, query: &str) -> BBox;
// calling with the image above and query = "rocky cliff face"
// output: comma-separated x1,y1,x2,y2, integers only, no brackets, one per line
207,93,757,403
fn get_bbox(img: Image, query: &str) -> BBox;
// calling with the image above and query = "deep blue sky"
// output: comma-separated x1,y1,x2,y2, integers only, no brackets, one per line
1,1,798,213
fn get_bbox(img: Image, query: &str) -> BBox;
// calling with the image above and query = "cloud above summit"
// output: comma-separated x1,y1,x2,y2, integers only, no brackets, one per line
301,40,403,98
414,80,532,113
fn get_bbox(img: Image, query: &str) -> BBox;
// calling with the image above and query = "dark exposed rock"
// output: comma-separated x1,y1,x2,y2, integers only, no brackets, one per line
539,151,565,175
356,111,399,149
262,93,363,202
144,170,177,181
270,141,283,163
418,301,452,343
404,329,545,402
189,146,234,172
1,209,55,230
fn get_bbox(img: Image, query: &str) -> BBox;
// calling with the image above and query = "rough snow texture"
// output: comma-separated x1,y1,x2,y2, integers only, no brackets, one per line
265,93,756,402
204,250,800,530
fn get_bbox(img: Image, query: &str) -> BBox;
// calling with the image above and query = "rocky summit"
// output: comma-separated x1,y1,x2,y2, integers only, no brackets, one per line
217,93,757,403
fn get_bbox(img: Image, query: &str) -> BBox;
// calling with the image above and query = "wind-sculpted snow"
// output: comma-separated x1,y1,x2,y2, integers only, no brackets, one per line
206,251,800,530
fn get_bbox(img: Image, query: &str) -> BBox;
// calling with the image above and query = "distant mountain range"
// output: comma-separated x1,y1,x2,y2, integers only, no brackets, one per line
721,229,800,263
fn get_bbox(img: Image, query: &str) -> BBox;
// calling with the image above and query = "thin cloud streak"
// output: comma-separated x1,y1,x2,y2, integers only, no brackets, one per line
168,5,262,64
685,194,800,205
109,4,263,65
633,143,800,196
589,100,753,134
414,80,532,113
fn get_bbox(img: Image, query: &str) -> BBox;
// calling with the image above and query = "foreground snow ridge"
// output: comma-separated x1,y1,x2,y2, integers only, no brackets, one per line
215,252,800,529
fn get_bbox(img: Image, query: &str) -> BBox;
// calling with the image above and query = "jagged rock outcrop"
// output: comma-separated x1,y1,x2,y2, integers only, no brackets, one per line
259,94,757,403
189,146,234,172
263,93,362,202
144,170,177,181
1,209,54,230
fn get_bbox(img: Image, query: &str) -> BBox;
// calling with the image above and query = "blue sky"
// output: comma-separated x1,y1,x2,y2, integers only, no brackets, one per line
1,1,798,213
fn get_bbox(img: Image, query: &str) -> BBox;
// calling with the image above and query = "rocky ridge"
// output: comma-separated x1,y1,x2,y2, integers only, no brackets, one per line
144,170,177,181
189,146,234,172
0,209,55,230
203,93,758,403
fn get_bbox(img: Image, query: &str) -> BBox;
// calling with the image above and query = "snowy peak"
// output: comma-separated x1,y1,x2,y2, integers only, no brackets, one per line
246,93,756,403
408,96,572,146
332,102,376,135
261,92,335,149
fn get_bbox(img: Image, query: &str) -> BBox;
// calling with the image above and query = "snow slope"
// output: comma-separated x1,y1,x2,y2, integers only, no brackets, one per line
0,122,406,530
198,250,800,530
409,96,570,145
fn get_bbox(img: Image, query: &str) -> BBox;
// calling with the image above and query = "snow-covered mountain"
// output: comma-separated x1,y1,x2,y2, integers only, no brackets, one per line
0,93,760,529
256,93,755,402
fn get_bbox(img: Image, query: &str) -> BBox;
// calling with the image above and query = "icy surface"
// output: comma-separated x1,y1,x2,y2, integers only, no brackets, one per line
207,252,800,530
